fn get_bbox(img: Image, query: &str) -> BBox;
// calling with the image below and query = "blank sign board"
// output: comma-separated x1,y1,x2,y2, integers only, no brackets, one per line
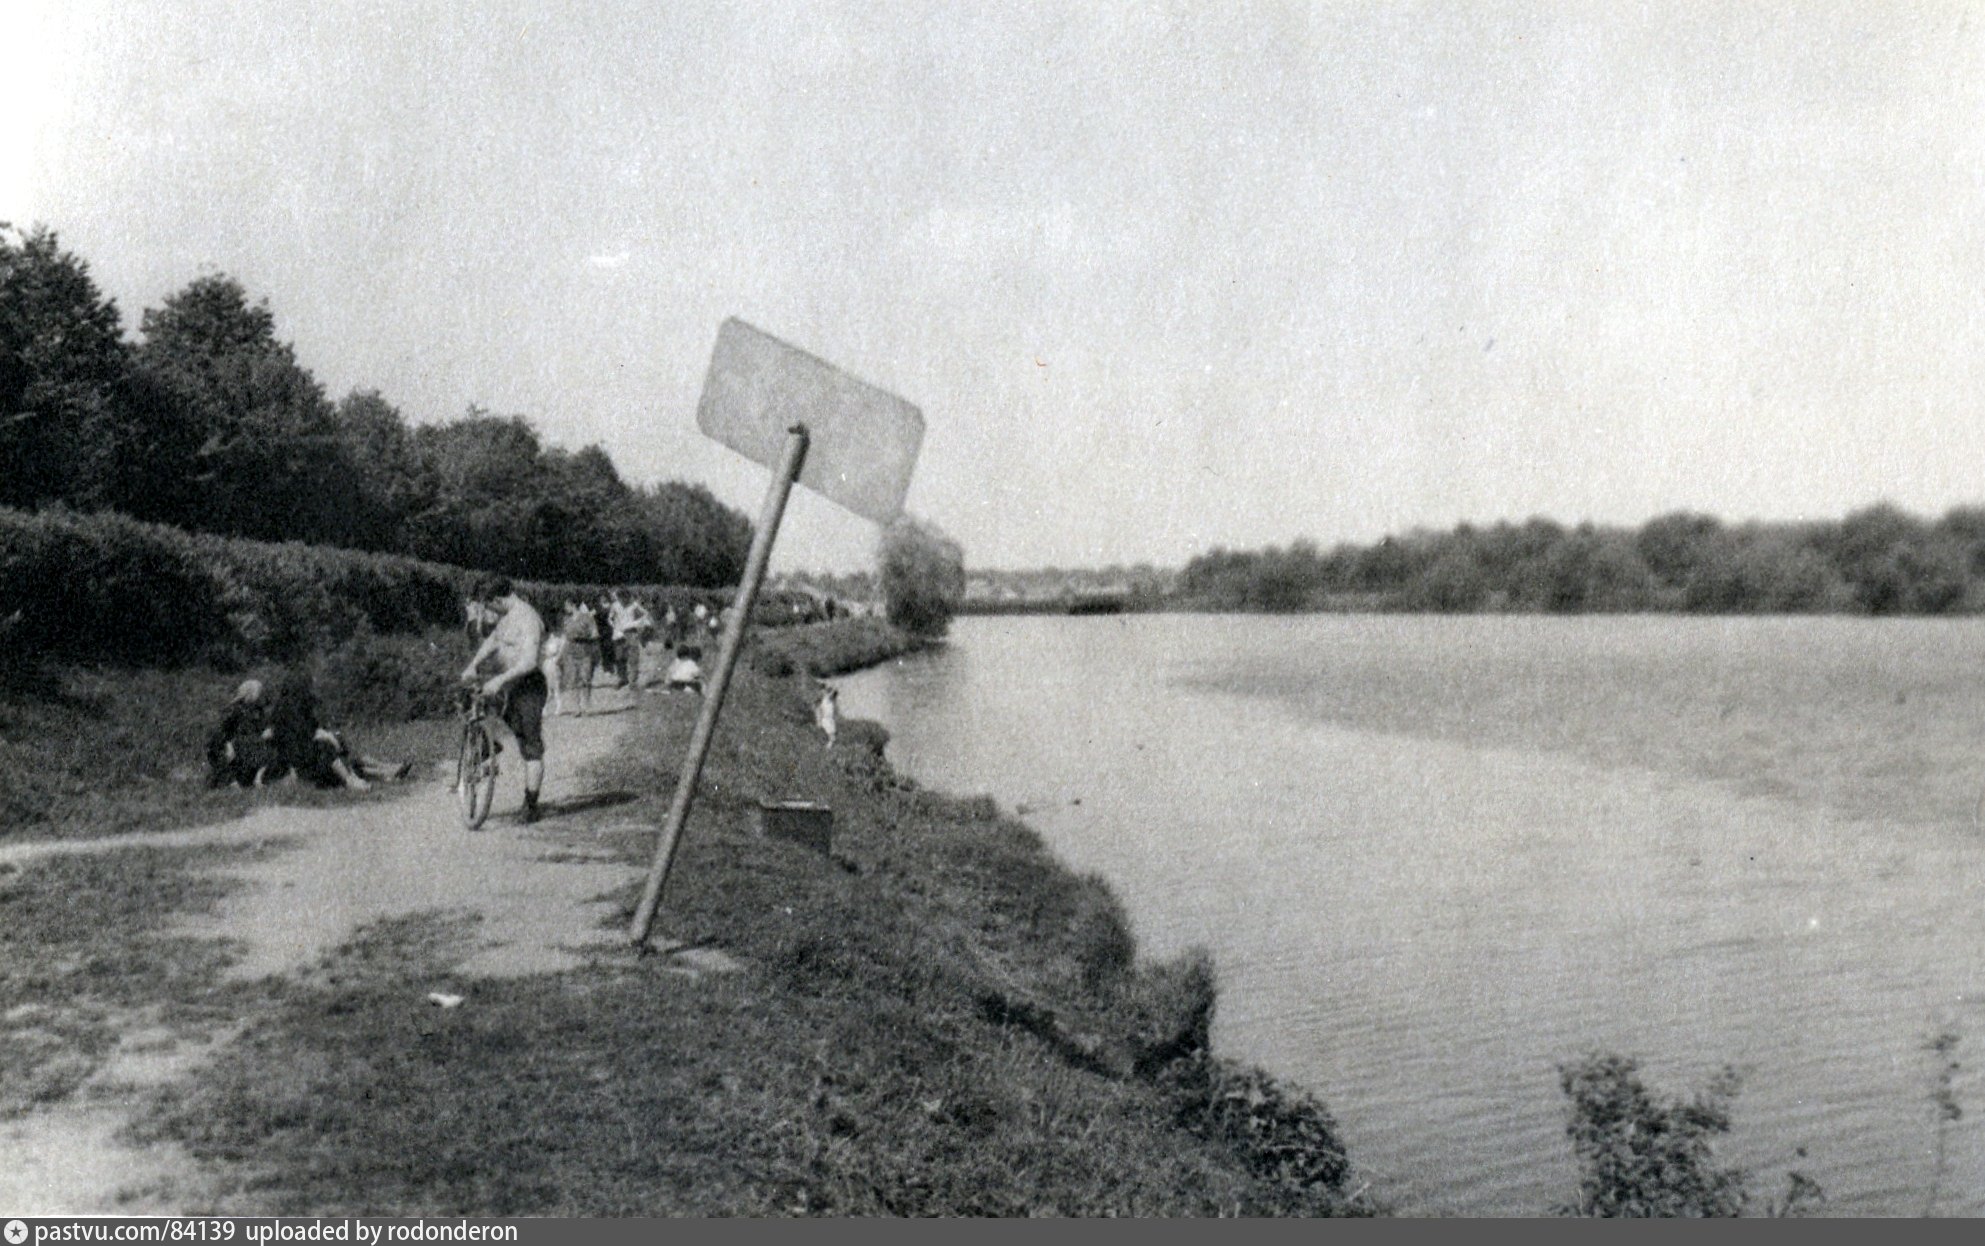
695,318,924,525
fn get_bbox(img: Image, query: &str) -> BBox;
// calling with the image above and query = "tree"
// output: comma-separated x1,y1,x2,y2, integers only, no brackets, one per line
1635,512,1723,590
1541,527,1654,612
136,275,359,545
1821,503,1929,614
879,515,965,637
0,224,137,510
1405,544,1490,612
397,409,751,586
403,410,547,573
330,388,424,551
1688,530,1851,613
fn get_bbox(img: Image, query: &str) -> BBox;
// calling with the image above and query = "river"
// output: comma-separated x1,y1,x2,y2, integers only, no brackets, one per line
834,612,1985,1216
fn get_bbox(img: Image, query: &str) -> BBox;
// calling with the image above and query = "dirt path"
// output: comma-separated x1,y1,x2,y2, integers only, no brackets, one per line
0,696,655,1214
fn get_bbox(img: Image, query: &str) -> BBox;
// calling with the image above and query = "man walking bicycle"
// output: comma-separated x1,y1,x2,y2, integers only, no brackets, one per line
460,576,549,824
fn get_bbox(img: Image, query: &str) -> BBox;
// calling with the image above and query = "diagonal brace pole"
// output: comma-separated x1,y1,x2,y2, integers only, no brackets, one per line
629,423,809,946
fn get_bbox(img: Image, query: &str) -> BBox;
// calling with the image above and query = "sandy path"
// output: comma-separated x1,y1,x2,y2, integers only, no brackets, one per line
175,706,647,980
0,696,656,1213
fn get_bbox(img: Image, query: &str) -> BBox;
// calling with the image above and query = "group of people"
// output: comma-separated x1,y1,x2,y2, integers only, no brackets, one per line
541,589,714,709
208,579,735,826
206,671,412,792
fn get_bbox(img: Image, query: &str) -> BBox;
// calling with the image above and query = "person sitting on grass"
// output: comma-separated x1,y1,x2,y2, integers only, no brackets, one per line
267,670,412,791
206,679,280,788
664,645,705,694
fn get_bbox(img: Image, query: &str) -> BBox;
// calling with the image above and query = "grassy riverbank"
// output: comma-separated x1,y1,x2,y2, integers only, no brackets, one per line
2,620,1372,1216
0,631,460,845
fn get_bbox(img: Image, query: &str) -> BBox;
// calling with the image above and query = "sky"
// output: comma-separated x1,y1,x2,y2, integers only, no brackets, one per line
6,1,1985,573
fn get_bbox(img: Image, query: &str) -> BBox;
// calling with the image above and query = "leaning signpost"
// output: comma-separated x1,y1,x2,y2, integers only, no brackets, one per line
628,318,924,947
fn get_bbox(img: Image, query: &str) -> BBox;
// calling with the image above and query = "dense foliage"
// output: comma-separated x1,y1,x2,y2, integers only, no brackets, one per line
1180,505,1985,615
0,505,746,670
879,515,966,637
1,224,750,586
1555,1053,1822,1218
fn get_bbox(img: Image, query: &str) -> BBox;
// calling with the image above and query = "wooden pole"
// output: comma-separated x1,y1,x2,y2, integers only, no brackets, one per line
629,423,809,947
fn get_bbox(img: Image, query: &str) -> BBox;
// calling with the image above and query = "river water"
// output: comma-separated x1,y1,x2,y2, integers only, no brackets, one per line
834,613,1985,1216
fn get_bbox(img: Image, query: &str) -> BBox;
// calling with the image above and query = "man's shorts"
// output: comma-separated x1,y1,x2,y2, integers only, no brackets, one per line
501,669,549,761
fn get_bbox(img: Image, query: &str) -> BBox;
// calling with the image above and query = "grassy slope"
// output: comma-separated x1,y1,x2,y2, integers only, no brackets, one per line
0,631,466,844
4,622,1371,1216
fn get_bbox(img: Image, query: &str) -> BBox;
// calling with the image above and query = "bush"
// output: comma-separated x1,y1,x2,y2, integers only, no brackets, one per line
0,505,736,671
0,506,233,665
194,532,469,660
1557,1053,1748,1216
309,625,468,723
1555,1052,1822,1217
879,516,965,638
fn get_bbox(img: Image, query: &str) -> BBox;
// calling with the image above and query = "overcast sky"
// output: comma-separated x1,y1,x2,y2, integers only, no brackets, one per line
7,1,1984,572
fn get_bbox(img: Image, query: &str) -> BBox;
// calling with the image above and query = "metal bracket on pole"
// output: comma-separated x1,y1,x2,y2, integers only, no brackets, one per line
628,423,809,947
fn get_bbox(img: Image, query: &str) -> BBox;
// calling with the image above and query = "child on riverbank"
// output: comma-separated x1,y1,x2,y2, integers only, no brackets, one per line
814,685,839,748
665,645,704,694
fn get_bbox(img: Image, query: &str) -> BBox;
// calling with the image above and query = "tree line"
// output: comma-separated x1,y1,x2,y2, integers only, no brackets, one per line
1178,505,1985,615
1,223,751,586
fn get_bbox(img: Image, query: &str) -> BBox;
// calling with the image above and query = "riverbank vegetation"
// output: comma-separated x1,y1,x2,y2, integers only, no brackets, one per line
1556,1053,1823,1217
1178,505,1985,615
879,515,967,637
749,616,933,679
3,623,1371,1215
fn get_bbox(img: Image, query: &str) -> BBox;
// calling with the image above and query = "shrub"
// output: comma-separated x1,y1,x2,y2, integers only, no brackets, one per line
1553,1053,1821,1217
0,506,233,665
0,505,731,671
1130,952,1354,1204
309,624,467,723
879,516,965,638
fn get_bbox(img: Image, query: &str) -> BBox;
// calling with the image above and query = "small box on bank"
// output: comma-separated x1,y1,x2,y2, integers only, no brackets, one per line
755,800,833,854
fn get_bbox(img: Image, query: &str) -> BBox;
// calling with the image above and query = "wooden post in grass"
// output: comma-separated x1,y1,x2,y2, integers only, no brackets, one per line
629,319,924,948
628,424,805,945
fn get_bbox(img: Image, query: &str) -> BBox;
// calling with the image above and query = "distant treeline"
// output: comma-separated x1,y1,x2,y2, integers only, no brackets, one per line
1,224,750,586
1179,506,1985,615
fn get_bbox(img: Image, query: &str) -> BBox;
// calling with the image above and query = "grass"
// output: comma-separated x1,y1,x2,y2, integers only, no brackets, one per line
5,618,1371,1215
0,843,266,1118
121,630,1367,1215
748,617,932,678
0,628,469,1125
0,629,470,844
142,924,1339,1216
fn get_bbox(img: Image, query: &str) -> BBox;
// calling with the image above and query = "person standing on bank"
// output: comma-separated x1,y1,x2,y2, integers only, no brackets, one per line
561,597,601,715
460,576,549,824
609,589,654,694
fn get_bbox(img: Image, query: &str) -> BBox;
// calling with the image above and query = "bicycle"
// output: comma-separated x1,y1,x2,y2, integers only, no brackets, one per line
454,686,501,829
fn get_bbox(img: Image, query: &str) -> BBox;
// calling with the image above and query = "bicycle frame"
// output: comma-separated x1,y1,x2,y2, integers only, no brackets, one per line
455,687,500,829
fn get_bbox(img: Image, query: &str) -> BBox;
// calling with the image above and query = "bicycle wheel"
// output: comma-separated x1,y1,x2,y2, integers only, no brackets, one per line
457,720,498,829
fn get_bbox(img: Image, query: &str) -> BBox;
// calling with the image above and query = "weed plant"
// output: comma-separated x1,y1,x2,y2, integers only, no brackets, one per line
1556,1052,1822,1217
1923,1026,1963,1216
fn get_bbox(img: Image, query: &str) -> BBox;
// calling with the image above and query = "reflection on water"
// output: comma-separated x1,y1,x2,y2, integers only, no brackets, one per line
837,614,1985,1216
